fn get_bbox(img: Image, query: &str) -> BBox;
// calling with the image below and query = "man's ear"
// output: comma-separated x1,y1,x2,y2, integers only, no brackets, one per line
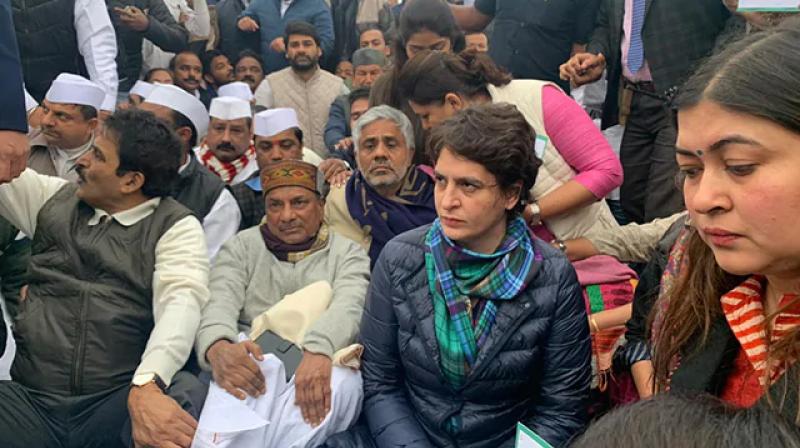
87,117,100,132
120,171,145,195
176,126,193,146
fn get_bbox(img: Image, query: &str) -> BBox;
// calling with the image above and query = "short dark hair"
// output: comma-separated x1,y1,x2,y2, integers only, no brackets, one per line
78,105,98,121
103,109,182,198
170,109,198,148
144,68,174,83
348,87,371,107
168,50,202,72
202,49,229,75
235,49,264,70
358,25,384,41
428,103,540,215
284,21,320,47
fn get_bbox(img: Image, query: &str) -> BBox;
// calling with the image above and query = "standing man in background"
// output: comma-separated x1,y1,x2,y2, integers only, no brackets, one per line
12,0,119,111
560,0,730,223
450,0,600,91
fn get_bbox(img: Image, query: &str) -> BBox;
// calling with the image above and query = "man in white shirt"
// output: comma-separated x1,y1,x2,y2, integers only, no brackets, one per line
140,83,241,259
0,108,209,448
27,74,104,183
195,97,258,185
13,0,118,111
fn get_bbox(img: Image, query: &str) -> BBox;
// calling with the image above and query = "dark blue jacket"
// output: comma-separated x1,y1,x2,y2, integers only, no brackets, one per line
241,0,334,74
324,94,349,150
358,225,591,448
0,0,26,133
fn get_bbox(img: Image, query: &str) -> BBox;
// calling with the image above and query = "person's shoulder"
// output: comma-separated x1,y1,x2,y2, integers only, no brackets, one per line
381,225,430,261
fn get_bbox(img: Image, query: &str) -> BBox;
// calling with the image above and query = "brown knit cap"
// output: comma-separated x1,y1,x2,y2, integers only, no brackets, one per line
260,160,319,194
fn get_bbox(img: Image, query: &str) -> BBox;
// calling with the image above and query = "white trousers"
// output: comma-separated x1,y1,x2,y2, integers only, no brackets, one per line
192,354,363,448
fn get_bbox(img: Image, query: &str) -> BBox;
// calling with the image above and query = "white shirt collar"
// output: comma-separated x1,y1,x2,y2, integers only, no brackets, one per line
87,197,162,227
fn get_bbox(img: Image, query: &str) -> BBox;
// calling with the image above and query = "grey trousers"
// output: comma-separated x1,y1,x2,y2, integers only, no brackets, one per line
0,372,207,448
619,89,685,224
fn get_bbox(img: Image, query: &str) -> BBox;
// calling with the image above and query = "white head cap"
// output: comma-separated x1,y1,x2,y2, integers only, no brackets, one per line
209,97,252,121
44,73,105,111
217,82,254,102
254,108,300,138
130,80,155,99
144,84,209,137
23,86,38,113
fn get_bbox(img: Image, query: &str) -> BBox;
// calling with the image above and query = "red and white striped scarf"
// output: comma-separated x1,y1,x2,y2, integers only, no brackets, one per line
721,275,800,386
197,144,256,184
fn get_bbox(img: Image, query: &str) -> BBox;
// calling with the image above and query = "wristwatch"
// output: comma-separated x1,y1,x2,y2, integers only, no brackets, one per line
131,372,167,392
528,201,541,227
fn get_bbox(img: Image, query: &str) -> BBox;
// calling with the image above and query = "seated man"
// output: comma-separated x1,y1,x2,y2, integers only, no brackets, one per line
195,160,369,446
202,49,235,96
0,109,210,448
195,96,258,185
358,27,391,58
320,87,370,181
324,48,387,153
230,108,323,230
170,50,216,108
234,50,265,94
326,105,436,268
28,74,104,182
141,84,241,259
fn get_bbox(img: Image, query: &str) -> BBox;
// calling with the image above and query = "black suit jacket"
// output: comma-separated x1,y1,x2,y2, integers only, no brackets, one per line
587,0,730,128
0,0,26,133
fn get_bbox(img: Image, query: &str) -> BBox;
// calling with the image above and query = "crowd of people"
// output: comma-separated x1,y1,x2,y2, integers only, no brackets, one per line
1,0,800,446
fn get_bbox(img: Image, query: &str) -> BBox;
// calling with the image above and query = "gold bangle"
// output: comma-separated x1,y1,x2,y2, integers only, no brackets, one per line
589,316,601,334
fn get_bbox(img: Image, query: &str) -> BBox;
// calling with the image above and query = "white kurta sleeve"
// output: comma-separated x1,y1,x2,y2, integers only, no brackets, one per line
0,169,68,238
202,188,242,261
135,215,210,386
74,0,119,110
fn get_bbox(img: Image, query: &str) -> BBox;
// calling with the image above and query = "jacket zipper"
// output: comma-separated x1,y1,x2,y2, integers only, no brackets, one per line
70,291,89,395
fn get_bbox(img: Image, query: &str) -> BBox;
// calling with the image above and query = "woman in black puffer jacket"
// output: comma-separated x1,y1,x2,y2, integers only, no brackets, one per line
328,103,591,448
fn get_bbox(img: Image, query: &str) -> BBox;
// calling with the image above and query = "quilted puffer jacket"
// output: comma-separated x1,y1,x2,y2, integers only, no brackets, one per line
354,225,591,448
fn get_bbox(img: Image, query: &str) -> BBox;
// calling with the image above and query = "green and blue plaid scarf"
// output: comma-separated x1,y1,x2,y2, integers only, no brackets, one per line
425,217,538,389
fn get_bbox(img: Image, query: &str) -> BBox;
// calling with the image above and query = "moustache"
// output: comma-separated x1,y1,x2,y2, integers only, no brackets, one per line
368,161,395,173
242,76,255,83
278,222,303,232
216,142,236,151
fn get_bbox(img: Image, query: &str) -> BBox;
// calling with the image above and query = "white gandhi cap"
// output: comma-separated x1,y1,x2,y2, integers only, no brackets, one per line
144,84,209,137
44,73,105,111
254,108,299,138
216,82,254,102
129,80,155,99
209,96,252,121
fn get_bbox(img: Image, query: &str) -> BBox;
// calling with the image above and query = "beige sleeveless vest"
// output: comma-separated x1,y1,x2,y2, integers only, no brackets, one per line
267,67,344,157
488,80,619,240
